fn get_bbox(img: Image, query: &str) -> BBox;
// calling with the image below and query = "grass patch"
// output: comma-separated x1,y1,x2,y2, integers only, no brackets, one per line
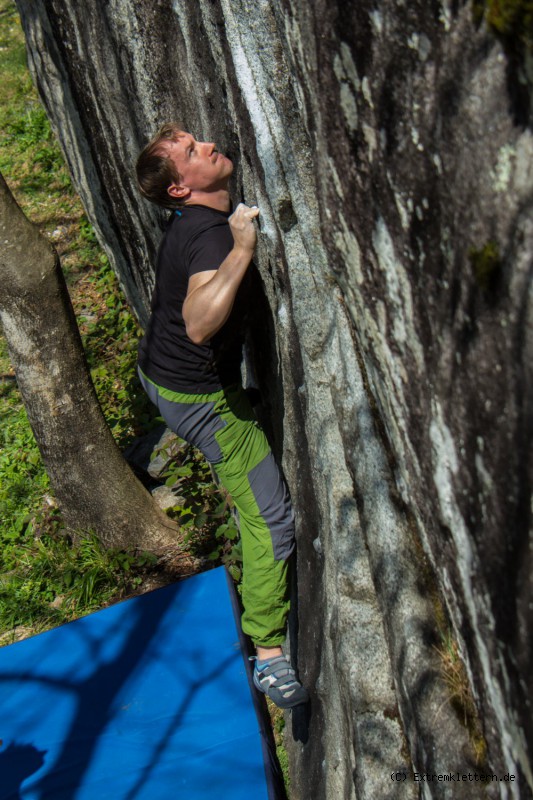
434,631,488,766
0,0,165,639
266,698,291,796
0,336,50,539
0,527,158,643
0,0,237,642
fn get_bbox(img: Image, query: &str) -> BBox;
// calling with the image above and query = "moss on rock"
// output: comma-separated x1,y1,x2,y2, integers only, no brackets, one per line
473,0,533,54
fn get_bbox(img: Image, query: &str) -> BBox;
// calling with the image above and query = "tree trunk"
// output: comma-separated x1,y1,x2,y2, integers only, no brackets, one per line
0,172,179,552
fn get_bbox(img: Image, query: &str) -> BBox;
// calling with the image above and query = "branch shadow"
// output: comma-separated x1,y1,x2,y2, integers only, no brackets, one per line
0,743,47,800
0,579,246,799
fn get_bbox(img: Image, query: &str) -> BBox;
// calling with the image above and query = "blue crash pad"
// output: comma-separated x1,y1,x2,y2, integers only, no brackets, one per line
0,566,273,800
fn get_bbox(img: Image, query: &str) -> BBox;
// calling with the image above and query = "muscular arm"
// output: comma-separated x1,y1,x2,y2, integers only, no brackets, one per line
182,203,259,345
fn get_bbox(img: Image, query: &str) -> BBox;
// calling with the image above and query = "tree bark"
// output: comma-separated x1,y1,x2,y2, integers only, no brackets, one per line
0,172,179,552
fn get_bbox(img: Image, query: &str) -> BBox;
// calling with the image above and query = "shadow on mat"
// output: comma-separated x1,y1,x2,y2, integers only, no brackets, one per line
0,580,241,799
0,742,47,800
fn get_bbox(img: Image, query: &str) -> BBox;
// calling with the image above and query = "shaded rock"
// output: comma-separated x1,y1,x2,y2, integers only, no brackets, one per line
150,486,186,512
146,429,185,481
123,425,184,481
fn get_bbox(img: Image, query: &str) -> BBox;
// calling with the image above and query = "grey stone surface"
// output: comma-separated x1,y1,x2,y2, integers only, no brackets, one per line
123,425,185,480
150,485,186,511
16,1,532,797
122,423,167,475
145,428,185,480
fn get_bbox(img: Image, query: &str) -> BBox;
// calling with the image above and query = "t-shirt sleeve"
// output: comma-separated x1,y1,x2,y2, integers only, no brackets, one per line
187,224,233,277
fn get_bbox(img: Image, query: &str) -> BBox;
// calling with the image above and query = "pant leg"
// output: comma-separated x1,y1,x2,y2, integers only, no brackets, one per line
138,371,294,646
210,385,294,646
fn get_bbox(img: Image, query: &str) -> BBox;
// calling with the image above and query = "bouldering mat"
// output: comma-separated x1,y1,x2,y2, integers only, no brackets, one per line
0,566,281,799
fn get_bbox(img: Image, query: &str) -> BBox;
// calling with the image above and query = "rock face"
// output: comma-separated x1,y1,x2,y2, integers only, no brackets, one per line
16,1,532,797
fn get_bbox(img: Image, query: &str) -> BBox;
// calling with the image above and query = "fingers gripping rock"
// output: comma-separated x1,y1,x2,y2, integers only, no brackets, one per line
229,203,260,252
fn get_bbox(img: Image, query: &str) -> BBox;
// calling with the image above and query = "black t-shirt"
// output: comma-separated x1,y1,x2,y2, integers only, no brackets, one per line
138,204,249,393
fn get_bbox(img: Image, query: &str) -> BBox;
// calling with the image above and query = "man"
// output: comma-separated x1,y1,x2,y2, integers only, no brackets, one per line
135,123,308,708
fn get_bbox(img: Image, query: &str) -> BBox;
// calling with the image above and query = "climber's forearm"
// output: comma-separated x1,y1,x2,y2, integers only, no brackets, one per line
183,244,254,344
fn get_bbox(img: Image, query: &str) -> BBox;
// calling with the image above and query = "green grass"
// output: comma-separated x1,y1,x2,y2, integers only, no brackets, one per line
0,338,50,539
266,698,291,795
0,528,158,643
0,0,239,643
0,3,72,219
0,0,162,638
434,630,488,766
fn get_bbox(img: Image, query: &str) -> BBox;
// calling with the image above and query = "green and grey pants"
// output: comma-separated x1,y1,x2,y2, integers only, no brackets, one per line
139,369,294,647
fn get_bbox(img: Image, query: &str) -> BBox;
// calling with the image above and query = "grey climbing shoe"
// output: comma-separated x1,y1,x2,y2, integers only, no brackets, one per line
251,655,309,708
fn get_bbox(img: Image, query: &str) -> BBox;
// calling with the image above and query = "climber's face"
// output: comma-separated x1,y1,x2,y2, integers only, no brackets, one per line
164,131,233,201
